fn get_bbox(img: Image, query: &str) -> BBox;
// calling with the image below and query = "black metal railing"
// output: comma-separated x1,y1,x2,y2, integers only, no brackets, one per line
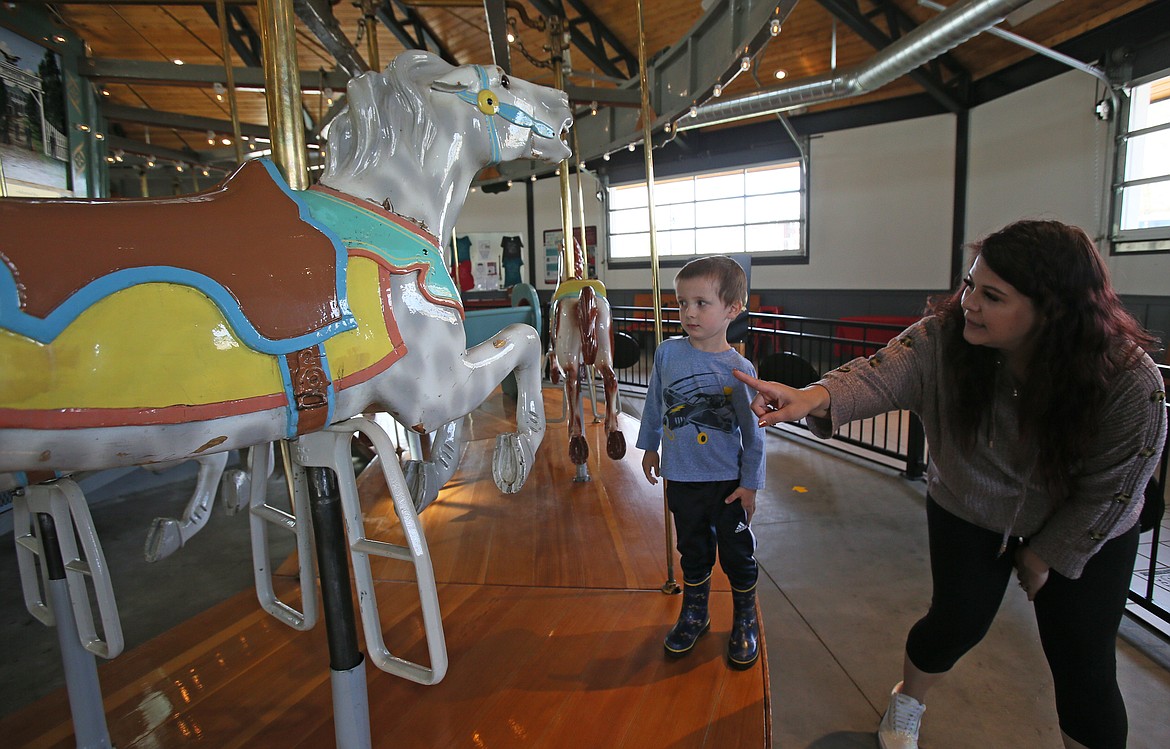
611,308,1169,634
612,307,928,476
1129,364,1169,633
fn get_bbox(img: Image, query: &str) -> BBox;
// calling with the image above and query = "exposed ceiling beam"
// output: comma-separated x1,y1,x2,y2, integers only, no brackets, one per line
204,3,263,67
105,135,205,165
484,0,512,74
376,0,457,65
563,83,640,107
815,0,971,112
101,102,275,139
295,0,371,76
79,58,352,90
526,0,637,80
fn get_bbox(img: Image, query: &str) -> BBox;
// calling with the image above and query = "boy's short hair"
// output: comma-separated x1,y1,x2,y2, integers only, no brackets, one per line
674,256,748,308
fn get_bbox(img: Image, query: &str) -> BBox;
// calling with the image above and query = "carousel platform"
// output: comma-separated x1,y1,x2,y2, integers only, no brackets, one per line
1,388,770,748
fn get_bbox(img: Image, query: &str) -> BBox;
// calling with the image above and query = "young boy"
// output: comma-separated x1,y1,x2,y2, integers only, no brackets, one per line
636,256,766,669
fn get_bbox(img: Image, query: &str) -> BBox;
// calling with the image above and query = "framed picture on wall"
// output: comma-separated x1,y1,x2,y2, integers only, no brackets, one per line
0,25,70,195
543,226,598,281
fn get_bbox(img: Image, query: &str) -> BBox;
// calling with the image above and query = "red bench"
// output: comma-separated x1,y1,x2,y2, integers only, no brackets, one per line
833,315,920,359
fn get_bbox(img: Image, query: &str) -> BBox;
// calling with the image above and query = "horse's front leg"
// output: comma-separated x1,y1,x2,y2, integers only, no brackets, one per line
402,418,463,512
459,323,547,493
597,359,626,460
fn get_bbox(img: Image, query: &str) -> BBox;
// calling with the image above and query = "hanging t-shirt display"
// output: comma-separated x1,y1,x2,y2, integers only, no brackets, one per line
501,235,524,287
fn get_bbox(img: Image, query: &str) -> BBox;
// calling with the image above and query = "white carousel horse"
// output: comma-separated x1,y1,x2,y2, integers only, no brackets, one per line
548,270,626,466
0,51,570,670
0,49,567,494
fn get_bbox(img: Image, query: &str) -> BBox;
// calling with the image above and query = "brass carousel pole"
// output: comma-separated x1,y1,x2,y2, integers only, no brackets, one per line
257,0,308,188
571,127,588,273
216,0,245,164
361,0,381,72
635,0,678,595
549,15,575,280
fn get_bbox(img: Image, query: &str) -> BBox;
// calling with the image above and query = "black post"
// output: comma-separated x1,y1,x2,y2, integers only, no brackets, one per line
903,413,927,481
37,513,67,581
307,466,363,672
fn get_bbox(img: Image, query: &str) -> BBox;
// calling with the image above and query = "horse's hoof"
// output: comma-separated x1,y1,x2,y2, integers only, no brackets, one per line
403,460,437,513
569,435,589,465
219,468,251,515
606,431,626,460
144,517,182,562
493,432,534,493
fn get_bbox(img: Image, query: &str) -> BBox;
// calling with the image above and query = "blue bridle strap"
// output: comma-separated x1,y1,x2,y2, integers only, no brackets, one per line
449,66,559,164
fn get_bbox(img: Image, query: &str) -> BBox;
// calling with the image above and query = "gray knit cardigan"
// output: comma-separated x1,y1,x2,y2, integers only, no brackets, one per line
807,316,1167,579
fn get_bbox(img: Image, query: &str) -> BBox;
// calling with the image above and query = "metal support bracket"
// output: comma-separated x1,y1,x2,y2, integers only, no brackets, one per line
248,441,320,631
13,479,124,659
293,417,448,685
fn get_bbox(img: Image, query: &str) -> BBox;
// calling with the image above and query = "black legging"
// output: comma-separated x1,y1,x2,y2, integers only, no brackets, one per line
906,498,1139,749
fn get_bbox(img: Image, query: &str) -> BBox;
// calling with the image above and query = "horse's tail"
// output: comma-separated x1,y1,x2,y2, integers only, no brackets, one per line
577,286,599,365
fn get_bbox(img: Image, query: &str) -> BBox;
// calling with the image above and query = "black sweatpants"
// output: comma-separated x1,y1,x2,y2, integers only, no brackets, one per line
906,497,1139,749
666,478,757,591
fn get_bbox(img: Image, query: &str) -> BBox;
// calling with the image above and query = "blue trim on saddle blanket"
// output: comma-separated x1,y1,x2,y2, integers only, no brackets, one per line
298,189,461,306
0,160,357,356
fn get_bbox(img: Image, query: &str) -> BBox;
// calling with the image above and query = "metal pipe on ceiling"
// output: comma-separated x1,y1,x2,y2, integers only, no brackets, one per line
679,0,1039,131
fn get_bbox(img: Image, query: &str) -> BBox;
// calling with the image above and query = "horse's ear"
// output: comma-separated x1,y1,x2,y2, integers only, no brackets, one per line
430,80,468,94
430,65,478,93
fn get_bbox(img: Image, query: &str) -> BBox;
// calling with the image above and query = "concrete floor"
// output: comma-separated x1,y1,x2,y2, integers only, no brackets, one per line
2,419,1169,747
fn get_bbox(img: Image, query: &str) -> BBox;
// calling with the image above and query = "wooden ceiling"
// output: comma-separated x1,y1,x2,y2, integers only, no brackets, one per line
24,0,1162,171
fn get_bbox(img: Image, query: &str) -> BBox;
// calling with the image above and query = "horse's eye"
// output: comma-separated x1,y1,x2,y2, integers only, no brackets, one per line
500,74,510,89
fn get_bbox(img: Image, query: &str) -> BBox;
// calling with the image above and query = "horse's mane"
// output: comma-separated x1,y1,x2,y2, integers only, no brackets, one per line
322,52,451,181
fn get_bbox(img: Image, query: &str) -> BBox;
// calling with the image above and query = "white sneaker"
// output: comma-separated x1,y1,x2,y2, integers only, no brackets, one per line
877,682,925,749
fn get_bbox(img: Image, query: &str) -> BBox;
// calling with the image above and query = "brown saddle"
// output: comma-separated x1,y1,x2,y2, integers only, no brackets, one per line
0,160,349,350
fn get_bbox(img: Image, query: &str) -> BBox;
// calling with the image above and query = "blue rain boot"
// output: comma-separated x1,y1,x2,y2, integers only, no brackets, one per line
664,576,711,658
727,584,760,670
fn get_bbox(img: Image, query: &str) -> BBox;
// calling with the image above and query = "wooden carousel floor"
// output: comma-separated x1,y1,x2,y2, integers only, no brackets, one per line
2,389,770,748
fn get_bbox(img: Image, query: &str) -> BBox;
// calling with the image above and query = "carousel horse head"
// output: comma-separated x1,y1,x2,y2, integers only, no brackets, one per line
321,51,572,240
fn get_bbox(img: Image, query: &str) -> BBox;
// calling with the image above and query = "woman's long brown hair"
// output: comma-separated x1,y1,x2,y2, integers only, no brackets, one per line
929,220,1160,500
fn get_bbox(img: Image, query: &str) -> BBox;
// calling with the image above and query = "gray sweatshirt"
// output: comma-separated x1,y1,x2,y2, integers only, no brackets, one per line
807,316,1166,579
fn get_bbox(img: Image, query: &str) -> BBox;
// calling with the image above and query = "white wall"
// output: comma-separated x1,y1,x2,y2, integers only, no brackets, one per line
968,70,1170,297
601,116,956,293
458,70,1170,298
